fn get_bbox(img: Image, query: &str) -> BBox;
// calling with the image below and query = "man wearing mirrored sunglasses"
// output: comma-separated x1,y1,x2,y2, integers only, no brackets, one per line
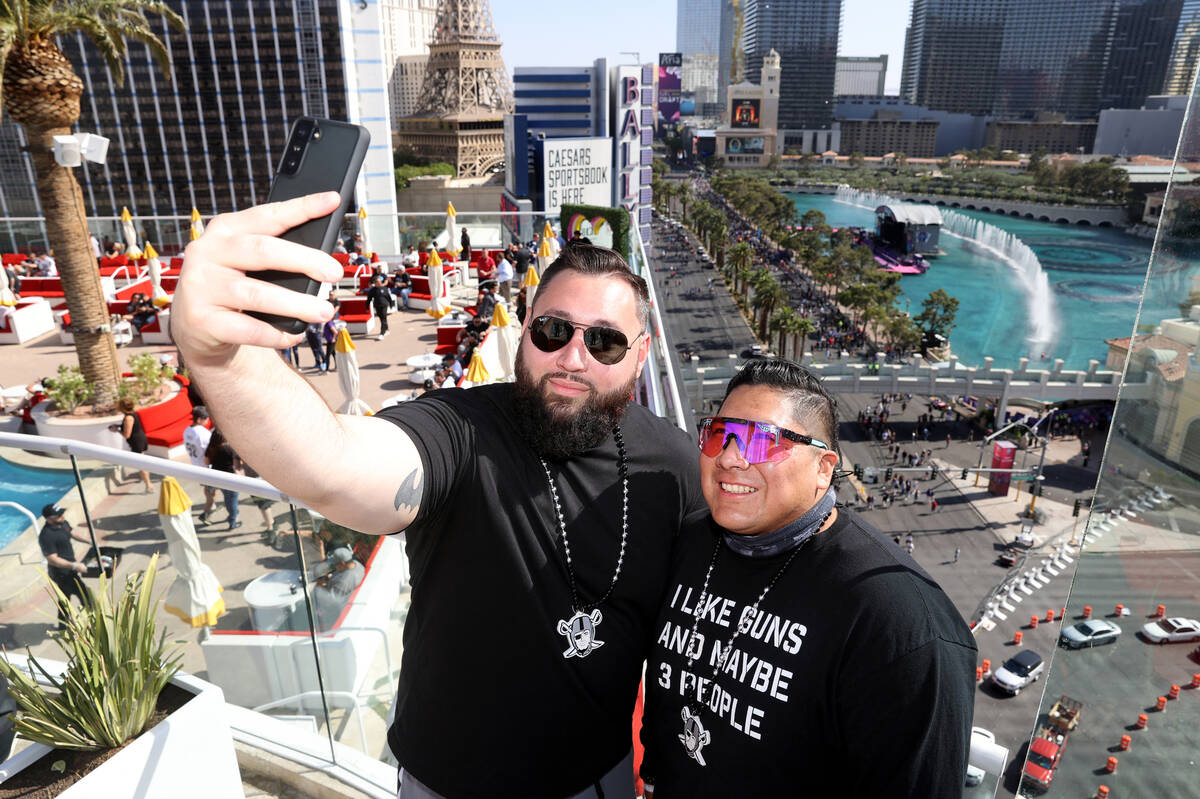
173,197,705,799
639,359,976,798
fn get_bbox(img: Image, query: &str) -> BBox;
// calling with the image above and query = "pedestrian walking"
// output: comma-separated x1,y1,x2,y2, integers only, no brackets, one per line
953,547,960,563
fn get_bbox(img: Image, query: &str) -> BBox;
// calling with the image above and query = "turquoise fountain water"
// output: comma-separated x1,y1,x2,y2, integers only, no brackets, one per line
789,190,1182,370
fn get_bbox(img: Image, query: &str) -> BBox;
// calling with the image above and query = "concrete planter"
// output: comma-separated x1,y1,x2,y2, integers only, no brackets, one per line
0,665,244,798
29,380,182,456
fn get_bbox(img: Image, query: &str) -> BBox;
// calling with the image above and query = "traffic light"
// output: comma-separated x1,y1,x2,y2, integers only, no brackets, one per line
961,467,969,480
1073,498,1082,517
853,464,863,480
884,467,893,481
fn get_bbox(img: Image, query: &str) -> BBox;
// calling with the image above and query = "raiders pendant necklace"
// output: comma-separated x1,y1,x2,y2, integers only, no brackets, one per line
678,531,813,766
541,426,628,660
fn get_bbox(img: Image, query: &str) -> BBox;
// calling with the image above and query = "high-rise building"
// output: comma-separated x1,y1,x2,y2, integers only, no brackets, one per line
717,0,744,112
1163,0,1200,95
677,0,724,57
512,63,610,140
903,0,1188,120
675,0,724,113
992,0,1117,120
0,0,400,253
1101,0,1183,111
380,0,439,127
901,0,1006,115
741,0,842,131
835,56,887,97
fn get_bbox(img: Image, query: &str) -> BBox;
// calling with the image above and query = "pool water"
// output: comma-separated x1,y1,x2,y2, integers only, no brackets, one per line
0,455,79,548
788,194,1193,369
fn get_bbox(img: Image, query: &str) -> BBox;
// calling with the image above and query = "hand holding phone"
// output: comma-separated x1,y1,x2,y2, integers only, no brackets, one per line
249,117,370,334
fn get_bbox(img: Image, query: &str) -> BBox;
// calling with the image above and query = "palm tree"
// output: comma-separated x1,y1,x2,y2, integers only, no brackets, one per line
727,241,753,289
792,316,815,360
769,306,794,358
0,0,184,407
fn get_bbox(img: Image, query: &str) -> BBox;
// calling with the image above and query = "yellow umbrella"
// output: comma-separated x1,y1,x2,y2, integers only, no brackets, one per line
145,243,170,307
541,221,560,258
426,250,450,319
334,328,372,415
159,477,226,629
522,261,541,312
463,348,490,385
358,206,373,259
445,202,460,259
120,207,143,258
189,208,205,240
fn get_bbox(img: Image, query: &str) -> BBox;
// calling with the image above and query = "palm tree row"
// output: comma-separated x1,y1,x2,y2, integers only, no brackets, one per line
1,0,184,408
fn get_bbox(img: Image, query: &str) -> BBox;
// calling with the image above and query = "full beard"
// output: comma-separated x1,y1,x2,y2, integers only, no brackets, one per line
512,349,636,460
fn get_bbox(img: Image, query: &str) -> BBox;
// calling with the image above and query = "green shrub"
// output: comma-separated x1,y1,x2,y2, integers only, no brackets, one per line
0,555,183,750
44,365,93,414
127,352,172,402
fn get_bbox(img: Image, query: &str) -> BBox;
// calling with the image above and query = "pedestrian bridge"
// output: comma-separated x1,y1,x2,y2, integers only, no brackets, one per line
688,353,1131,423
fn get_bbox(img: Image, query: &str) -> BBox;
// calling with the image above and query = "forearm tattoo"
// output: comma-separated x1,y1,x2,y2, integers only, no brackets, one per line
394,468,422,515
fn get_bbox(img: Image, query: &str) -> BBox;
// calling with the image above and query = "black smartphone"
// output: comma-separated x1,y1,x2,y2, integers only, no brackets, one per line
251,116,370,334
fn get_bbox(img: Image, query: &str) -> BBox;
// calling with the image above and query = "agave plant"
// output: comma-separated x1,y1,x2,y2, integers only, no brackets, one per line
0,0,184,408
0,554,183,750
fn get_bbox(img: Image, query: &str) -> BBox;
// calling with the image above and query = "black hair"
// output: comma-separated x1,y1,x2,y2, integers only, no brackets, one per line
722,359,839,458
534,242,651,328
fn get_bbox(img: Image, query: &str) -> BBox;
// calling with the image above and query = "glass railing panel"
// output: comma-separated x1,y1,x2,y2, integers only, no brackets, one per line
1018,66,1200,799
0,438,343,768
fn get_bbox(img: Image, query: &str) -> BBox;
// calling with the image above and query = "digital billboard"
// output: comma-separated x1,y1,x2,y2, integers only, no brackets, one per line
725,136,765,155
657,52,682,132
731,98,761,128
541,137,612,219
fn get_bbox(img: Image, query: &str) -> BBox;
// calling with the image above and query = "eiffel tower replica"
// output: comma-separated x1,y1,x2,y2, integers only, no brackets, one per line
396,0,513,177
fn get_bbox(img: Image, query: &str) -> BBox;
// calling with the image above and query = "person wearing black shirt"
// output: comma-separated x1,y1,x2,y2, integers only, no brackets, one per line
514,243,532,282
172,204,704,799
640,360,976,798
365,273,394,340
37,505,101,629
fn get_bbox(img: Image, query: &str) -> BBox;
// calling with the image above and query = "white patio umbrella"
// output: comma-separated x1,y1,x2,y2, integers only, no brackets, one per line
426,251,450,319
0,267,15,307
334,327,372,415
144,243,170,307
160,477,226,630
358,206,373,259
445,202,461,260
189,208,205,240
120,207,143,258
488,301,520,381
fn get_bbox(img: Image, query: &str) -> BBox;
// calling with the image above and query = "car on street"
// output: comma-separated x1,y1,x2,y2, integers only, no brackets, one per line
997,547,1021,567
1060,620,1121,649
1140,617,1200,644
991,650,1045,695
965,727,995,787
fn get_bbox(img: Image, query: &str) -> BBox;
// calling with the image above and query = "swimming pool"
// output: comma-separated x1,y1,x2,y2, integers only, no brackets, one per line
0,454,79,548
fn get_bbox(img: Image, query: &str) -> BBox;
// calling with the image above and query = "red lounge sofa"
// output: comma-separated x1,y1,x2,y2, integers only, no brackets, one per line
132,374,194,458
338,296,376,336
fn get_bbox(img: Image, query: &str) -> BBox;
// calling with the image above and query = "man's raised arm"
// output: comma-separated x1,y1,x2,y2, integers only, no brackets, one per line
172,193,423,535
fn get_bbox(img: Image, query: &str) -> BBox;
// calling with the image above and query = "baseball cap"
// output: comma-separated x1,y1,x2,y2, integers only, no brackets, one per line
41,504,64,519
310,546,354,579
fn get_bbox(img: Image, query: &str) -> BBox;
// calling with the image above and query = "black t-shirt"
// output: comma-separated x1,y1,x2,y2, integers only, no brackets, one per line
641,509,977,798
38,520,76,578
375,384,705,799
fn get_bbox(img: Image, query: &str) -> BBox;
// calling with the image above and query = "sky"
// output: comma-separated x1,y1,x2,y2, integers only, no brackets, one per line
492,0,912,94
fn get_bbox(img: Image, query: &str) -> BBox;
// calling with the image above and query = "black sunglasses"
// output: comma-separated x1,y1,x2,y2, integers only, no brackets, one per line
527,315,642,365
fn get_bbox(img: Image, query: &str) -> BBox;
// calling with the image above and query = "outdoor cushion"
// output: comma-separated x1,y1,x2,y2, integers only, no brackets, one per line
131,375,193,449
